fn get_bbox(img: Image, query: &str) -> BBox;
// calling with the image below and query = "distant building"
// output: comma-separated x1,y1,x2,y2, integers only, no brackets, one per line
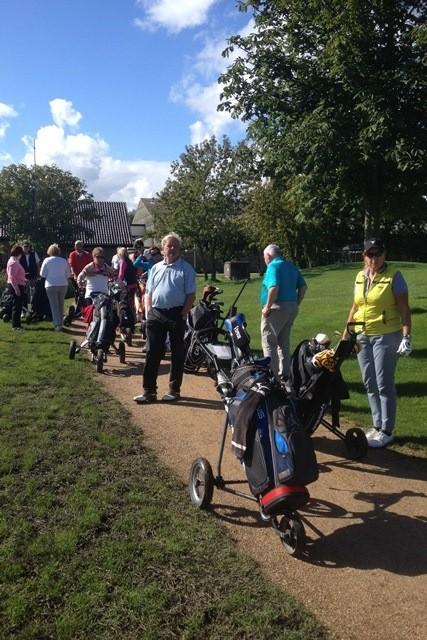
72,200,132,260
131,197,159,247
0,201,133,264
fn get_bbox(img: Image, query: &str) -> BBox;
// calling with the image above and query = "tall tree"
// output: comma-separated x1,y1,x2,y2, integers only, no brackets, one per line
155,136,258,279
0,164,95,251
220,1,427,244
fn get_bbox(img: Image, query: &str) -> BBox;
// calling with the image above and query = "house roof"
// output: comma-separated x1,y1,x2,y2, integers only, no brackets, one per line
132,197,159,229
0,201,132,247
73,200,133,247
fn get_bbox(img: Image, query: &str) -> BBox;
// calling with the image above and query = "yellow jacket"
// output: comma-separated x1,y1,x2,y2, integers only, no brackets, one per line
353,265,401,335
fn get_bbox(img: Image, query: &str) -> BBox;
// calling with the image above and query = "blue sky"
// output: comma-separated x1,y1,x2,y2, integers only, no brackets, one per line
0,0,252,209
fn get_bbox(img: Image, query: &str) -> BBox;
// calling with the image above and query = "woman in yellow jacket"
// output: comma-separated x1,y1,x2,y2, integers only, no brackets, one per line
346,239,412,448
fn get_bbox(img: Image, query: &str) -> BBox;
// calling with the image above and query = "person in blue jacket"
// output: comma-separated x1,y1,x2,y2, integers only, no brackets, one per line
261,244,307,382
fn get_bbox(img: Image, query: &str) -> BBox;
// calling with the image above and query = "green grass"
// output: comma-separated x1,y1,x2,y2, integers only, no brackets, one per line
202,260,427,457
0,322,327,639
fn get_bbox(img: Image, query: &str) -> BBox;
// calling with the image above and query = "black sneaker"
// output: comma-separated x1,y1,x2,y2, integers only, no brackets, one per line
133,393,157,404
161,392,180,402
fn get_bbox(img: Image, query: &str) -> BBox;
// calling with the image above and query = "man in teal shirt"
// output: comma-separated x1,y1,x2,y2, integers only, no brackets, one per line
261,244,307,381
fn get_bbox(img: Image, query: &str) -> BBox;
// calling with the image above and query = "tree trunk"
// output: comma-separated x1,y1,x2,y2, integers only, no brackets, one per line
364,163,382,238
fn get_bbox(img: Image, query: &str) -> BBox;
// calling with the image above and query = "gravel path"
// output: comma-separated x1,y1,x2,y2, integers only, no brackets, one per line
77,329,427,640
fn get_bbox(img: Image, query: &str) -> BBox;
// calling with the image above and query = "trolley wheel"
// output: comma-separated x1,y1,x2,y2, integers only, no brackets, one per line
118,341,126,363
96,349,104,373
69,340,77,360
344,427,368,460
278,514,306,557
189,457,214,509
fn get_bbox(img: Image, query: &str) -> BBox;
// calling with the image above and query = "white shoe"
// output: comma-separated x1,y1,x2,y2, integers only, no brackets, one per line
368,431,394,448
365,427,381,440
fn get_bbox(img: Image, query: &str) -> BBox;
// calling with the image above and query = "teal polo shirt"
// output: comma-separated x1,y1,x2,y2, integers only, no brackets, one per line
261,257,306,305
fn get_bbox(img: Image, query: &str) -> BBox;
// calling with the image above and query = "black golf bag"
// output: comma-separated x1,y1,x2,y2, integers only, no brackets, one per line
86,293,119,354
117,289,135,334
27,278,52,322
225,318,319,517
289,337,351,433
184,287,224,373
0,287,14,321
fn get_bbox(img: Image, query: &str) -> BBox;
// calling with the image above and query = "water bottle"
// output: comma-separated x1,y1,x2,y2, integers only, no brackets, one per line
275,432,292,481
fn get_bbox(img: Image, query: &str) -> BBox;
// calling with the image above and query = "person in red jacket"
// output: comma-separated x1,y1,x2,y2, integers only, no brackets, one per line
68,240,91,280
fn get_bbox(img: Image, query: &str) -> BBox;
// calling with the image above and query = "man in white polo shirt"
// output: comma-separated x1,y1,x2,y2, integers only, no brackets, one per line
134,232,196,404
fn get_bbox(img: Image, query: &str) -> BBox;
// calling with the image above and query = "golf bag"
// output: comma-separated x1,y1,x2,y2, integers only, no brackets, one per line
86,293,119,353
117,289,135,334
290,336,351,433
27,278,52,322
184,287,224,373
0,287,14,321
225,317,318,516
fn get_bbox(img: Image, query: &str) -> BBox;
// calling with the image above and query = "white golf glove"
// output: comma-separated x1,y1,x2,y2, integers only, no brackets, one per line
397,336,412,357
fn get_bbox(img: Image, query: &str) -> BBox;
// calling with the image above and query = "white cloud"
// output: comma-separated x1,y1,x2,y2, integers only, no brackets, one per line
134,0,217,33
0,101,18,139
170,20,253,144
0,151,13,164
0,102,18,118
21,99,171,209
50,98,82,128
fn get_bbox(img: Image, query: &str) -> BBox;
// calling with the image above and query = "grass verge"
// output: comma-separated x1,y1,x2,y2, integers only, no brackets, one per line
0,322,327,640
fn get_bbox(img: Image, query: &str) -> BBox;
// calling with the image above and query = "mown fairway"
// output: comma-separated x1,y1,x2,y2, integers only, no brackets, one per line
0,321,327,639
201,261,427,457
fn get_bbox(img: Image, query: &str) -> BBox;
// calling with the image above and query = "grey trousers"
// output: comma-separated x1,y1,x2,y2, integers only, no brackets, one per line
46,285,68,328
357,331,401,433
261,301,298,380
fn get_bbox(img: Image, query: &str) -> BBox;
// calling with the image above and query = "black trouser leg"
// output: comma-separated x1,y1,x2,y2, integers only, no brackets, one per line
143,311,168,393
9,285,23,328
168,313,186,393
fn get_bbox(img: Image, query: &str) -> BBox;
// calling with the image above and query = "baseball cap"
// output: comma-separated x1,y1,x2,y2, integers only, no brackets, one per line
363,238,385,253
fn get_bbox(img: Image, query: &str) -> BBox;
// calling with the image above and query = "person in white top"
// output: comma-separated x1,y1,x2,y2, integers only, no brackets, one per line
111,247,121,271
77,247,116,299
40,244,72,331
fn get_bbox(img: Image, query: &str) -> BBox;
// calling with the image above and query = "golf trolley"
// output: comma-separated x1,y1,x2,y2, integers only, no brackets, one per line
189,314,317,558
68,283,126,373
184,279,250,376
289,322,368,460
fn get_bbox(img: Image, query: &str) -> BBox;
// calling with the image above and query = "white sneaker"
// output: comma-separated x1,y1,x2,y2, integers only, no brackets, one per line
366,427,381,440
368,431,394,448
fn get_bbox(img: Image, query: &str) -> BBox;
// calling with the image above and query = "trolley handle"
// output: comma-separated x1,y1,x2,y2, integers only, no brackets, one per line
346,321,365,338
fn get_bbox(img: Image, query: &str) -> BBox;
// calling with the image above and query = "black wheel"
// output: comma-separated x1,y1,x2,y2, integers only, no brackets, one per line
69,340,77,360
118,341,126,363
345,427,368,460
96,349,104,373
278,514,306,557
189,458,214,509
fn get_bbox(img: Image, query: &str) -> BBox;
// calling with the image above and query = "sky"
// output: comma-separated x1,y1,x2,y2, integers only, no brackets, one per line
0,0,253,210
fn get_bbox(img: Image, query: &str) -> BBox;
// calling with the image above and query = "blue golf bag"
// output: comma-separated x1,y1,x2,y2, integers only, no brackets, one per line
224,317,319,517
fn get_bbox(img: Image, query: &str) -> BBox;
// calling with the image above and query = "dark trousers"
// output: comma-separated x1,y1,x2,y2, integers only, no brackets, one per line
143,307,186,394
8,284,24,328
